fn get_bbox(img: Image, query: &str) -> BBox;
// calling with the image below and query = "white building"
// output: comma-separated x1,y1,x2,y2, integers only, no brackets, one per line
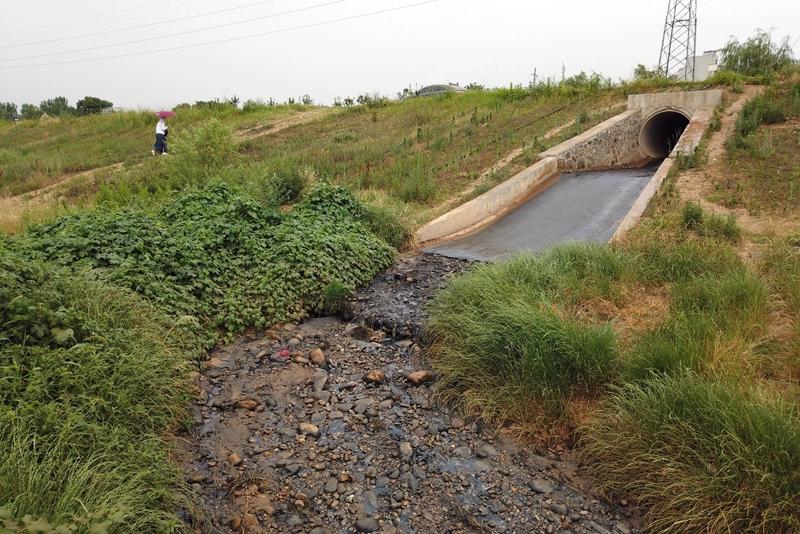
679,50,722,81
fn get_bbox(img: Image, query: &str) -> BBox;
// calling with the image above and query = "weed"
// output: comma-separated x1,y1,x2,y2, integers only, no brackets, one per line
0,253,199,530
681,202,741,242
322,280,352,316
426,247,623,423
580,373,800,533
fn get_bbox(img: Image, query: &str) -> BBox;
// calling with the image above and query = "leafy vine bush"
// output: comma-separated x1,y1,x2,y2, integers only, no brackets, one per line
14,181,394,342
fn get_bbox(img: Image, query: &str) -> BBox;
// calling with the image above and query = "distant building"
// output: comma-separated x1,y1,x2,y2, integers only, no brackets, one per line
417,84,467,97
679,50,722,81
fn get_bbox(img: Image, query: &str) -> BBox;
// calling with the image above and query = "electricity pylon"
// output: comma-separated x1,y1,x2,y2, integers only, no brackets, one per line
658,0,698,81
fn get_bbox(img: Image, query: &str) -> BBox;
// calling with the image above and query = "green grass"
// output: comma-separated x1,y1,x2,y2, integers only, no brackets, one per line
580,373,800,534
0,253,201,531
625,271,768,380
426,245,625,424
726,82,799,153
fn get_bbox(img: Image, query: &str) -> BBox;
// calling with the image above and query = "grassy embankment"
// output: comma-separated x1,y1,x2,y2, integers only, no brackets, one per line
426,81,800,533
0,103,311,197
2,77,705,235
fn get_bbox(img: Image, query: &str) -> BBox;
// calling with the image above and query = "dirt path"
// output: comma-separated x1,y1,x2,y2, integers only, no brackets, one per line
235,108,334,141
0,162,124,233
675,86,800,238
176,255,635,534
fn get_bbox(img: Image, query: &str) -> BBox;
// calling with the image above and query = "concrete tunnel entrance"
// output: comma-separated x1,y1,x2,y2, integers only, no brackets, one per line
640,110,691,159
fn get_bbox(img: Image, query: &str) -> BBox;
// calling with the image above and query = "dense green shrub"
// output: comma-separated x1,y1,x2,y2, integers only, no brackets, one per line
15,182,394,339
581,373,800,533
720,31,796,77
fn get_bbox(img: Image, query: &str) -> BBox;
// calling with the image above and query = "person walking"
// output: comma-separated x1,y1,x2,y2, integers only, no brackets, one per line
153,116,168,155
152,110,175,155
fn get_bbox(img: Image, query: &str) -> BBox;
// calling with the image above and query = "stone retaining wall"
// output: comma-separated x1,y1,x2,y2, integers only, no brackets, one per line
539,110,646,171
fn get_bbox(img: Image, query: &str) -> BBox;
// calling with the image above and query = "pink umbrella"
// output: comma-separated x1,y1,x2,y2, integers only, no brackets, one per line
156,110,176,118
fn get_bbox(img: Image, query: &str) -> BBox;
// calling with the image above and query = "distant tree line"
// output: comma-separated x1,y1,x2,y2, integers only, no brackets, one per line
0,96,113,121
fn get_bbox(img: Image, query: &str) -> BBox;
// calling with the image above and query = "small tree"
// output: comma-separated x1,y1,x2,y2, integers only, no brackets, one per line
0,102,18,121
40,96,74,116
720,30,795,77
633,64,663,80
20,103,41,120
301,94,313,105
76,96,113,115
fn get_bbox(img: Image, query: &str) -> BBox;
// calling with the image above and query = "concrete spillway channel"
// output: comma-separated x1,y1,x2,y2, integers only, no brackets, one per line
417,89,722,261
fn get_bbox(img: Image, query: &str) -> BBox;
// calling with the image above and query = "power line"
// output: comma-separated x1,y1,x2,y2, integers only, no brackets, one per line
0,0,288,49
0,1,440,70
1,0,168,38
0,0,350,62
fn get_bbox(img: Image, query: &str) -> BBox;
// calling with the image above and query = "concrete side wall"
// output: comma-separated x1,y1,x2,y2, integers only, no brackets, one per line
415,157,559,244
671,108,712,157
627,89,723,118
539,110,645,171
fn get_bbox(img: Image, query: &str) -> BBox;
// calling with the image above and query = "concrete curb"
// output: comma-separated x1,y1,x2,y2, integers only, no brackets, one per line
415,157,559,245
611,157,675,241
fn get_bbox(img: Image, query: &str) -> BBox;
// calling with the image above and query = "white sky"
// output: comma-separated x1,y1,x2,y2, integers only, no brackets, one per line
0,0,797,109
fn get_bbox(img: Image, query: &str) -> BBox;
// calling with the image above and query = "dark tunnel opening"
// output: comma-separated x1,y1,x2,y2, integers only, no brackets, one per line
640,111,691,159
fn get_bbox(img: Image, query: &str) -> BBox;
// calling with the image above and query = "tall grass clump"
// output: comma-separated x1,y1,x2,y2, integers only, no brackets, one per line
0,253,200,531
427,246,623,425
681,201,741,241
626,271,768,379
580,373,800,534
624,203,744,285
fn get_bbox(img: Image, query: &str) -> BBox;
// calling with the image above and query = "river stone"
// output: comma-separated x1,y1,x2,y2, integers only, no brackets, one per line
364,369,386,384
309,348,327,367
399,442,413,461
355,517,379,532
406,370,433,386
529,479,555,495
298,422,320,437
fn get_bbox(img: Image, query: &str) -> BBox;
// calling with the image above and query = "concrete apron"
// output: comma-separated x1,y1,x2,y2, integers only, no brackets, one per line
416,90,717,261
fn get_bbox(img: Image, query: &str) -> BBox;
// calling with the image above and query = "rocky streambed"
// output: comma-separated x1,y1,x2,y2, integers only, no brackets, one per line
176,254,636,534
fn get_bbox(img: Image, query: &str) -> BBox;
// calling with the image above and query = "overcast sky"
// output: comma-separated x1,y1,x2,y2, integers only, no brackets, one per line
0,0,797,109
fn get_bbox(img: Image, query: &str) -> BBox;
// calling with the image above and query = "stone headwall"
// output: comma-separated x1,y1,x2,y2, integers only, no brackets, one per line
539,110,646,171
628,89,723,119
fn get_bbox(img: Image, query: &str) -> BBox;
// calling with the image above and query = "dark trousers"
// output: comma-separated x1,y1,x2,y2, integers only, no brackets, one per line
154,133,167,154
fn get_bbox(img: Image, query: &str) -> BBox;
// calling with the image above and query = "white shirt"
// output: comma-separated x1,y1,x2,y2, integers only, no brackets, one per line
156,119,167,135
